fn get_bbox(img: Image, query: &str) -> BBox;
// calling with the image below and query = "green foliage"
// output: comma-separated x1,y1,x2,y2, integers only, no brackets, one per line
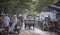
0,0,53,15
35,0,53,12
41,7,50,12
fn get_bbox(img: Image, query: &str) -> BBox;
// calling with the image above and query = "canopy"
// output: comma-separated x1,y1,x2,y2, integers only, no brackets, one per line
48,5,60,11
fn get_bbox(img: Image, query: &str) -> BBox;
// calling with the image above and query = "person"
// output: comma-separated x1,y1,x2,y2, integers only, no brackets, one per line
18,15,23,29
0,15,3,28
3,14,10,33
9,15,18,33
43,15,49,31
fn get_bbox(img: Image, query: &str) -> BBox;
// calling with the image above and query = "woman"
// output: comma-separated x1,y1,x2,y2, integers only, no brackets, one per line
9,15,18,33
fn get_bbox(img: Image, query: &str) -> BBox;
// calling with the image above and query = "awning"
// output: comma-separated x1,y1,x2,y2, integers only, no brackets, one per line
48,5,60,11
52,11,60,14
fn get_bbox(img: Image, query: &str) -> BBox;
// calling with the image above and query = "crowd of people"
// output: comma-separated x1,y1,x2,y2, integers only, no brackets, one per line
38,15,59,33
0,13,60,34
0,13,23,33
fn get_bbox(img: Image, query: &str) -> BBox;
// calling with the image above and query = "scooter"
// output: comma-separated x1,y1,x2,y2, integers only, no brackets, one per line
14,23,21,34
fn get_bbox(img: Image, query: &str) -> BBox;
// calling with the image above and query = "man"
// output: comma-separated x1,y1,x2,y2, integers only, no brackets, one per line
3,14,10,33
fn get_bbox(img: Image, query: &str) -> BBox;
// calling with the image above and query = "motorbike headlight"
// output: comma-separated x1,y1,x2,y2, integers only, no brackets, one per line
17,26,20,29
15,31,18,33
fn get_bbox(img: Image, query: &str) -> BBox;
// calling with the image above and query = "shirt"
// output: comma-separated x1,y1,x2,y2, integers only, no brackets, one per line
13,17,18,23
3,16,10,27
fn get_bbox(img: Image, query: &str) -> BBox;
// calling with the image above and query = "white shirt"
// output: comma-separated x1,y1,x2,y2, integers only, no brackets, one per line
13,17,18,23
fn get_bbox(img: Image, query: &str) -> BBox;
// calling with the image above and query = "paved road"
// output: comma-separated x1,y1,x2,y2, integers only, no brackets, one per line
19,29,40,35
2,28,58,35
19,28,58,35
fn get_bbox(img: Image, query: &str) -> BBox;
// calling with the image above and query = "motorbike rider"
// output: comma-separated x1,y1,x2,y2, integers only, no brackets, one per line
9,15,18,33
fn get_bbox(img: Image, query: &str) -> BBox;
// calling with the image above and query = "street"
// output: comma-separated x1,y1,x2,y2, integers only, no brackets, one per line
19,27,58,35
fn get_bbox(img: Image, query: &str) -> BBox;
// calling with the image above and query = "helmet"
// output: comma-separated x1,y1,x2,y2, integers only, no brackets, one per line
14,15,17,17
